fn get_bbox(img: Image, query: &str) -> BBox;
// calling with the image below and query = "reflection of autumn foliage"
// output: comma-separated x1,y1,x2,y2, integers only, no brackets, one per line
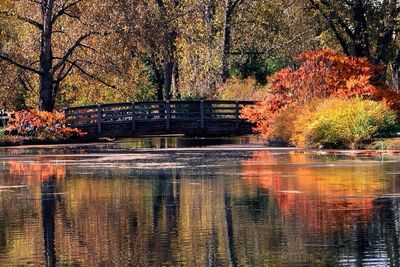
8,160,66,181
242,151,386,234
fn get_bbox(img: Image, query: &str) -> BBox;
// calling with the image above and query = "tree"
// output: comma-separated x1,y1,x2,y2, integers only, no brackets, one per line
308,0,400,86
228,0,320,84
0,0,29,110
113,0,184,100
221,0,243,83
156,0,181,100
0,0,105,111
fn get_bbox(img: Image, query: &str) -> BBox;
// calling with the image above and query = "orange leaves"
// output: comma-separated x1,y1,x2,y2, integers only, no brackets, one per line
7,110,86,140
242,49,400,141
272,49,382,101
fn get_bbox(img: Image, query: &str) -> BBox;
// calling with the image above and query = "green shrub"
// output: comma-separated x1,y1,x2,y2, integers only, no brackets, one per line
292,98,399,148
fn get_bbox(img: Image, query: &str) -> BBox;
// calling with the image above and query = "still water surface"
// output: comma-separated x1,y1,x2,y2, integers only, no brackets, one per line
0,137,400,266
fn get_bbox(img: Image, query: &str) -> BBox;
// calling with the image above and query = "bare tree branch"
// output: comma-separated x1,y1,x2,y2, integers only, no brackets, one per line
230,28,315,56
231,0,245,11
53,32,97,71
0,11,43,30
51,0,83,24
27,0,41,4
0,53,41,74
70,61,116,89
55,61,75,84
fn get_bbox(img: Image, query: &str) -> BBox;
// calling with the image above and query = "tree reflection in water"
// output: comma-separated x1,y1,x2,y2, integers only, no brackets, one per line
0,150,399,265
41,175,57,267
241,151,400,265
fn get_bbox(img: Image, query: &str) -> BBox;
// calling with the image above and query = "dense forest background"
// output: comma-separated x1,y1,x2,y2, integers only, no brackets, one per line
0,0,399,111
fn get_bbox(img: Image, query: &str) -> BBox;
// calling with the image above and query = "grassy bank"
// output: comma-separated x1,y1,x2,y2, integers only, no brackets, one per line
367,138,400,151
0,126,95,146
0,134,100,147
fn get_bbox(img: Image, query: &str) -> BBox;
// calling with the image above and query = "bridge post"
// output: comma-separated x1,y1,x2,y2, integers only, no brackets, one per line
200,100,205,130
131,102,136,132
63,108,68,126
235,101,240,130
97,104,102,135
166,101,171,130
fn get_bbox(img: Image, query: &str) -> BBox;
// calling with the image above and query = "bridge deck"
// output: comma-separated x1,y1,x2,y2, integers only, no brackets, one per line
64,100,255,137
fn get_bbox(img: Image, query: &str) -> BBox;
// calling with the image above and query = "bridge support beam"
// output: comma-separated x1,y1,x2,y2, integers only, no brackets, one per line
166,101,171,130
131,102,136,132
200,100,205,130
235,101,240,130
97,104,102,136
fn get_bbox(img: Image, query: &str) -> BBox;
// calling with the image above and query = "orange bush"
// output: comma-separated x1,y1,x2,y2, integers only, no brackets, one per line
7,110,86,140
242,49,400,140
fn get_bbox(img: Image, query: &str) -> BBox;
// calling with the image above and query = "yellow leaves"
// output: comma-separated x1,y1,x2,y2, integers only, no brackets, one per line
291,98,398,148
217,77,269,101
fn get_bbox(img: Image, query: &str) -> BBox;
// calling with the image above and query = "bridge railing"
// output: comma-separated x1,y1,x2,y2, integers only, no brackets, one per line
64,100,255,133
0,110,8,127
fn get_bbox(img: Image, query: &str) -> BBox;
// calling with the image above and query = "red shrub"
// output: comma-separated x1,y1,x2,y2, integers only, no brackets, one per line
242,49,400,139
7,110,86,140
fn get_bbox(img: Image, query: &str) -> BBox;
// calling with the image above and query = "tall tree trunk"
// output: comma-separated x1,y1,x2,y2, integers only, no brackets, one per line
39,72,54,111
163,29,178,101
205,0,217,94
149,59,164,100
39,0,55,112
156,81,164,101
163,60,173,100
172,61,179,99
388,63,399,91
376,1,399,66
156,0,179,101
221,0,233,83
352,0,370,58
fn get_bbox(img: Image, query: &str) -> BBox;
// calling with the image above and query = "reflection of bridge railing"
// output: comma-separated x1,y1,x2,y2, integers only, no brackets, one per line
64,100,255,137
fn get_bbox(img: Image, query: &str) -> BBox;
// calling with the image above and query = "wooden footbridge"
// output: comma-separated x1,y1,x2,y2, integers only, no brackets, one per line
64,100,256,137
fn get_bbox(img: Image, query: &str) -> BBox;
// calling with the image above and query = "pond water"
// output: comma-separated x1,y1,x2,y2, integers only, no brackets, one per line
0,137,400,266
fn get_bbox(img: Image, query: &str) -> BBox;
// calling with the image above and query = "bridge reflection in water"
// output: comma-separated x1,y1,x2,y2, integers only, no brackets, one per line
64,100,255,137
1,146,400,265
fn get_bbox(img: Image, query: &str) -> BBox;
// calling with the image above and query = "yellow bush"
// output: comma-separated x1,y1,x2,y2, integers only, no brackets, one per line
217,77,269,100
292,98,398,148
266,100,321,145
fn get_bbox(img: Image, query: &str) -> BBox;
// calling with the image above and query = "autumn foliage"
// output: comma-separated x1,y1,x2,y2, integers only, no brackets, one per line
292,98,398,148
241,151,384,234
6,110,86,140
242,49,400,144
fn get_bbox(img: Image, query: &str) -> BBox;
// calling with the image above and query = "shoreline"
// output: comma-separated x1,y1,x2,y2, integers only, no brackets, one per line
0,138,399,156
